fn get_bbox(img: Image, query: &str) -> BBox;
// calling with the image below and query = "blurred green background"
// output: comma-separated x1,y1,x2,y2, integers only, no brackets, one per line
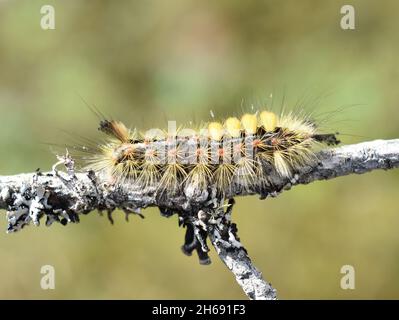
0,0,399,299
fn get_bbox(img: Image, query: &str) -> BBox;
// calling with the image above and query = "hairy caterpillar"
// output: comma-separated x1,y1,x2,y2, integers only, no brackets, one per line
73,109,340,198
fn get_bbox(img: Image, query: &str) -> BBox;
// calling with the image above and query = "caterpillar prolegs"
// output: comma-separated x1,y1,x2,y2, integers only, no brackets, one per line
80,110,339,197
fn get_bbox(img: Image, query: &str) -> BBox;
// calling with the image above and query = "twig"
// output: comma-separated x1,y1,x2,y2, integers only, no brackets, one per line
0,139,398,299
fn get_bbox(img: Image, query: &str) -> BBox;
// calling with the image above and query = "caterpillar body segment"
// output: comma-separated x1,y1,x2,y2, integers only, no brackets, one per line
81,110,340,196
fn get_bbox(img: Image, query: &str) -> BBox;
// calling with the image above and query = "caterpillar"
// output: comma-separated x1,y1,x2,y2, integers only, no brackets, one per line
73,109,340,198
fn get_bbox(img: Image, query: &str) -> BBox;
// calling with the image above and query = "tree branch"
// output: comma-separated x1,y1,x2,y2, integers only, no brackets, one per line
0,139,398,299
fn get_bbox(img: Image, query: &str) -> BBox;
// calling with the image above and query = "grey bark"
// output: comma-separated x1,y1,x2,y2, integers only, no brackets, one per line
0,139,398,299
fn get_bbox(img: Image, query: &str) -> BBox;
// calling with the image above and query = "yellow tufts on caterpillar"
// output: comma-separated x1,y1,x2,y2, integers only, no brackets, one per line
241,113,258,135
208,122,224,141
259,111,278,132
224,117,241,138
